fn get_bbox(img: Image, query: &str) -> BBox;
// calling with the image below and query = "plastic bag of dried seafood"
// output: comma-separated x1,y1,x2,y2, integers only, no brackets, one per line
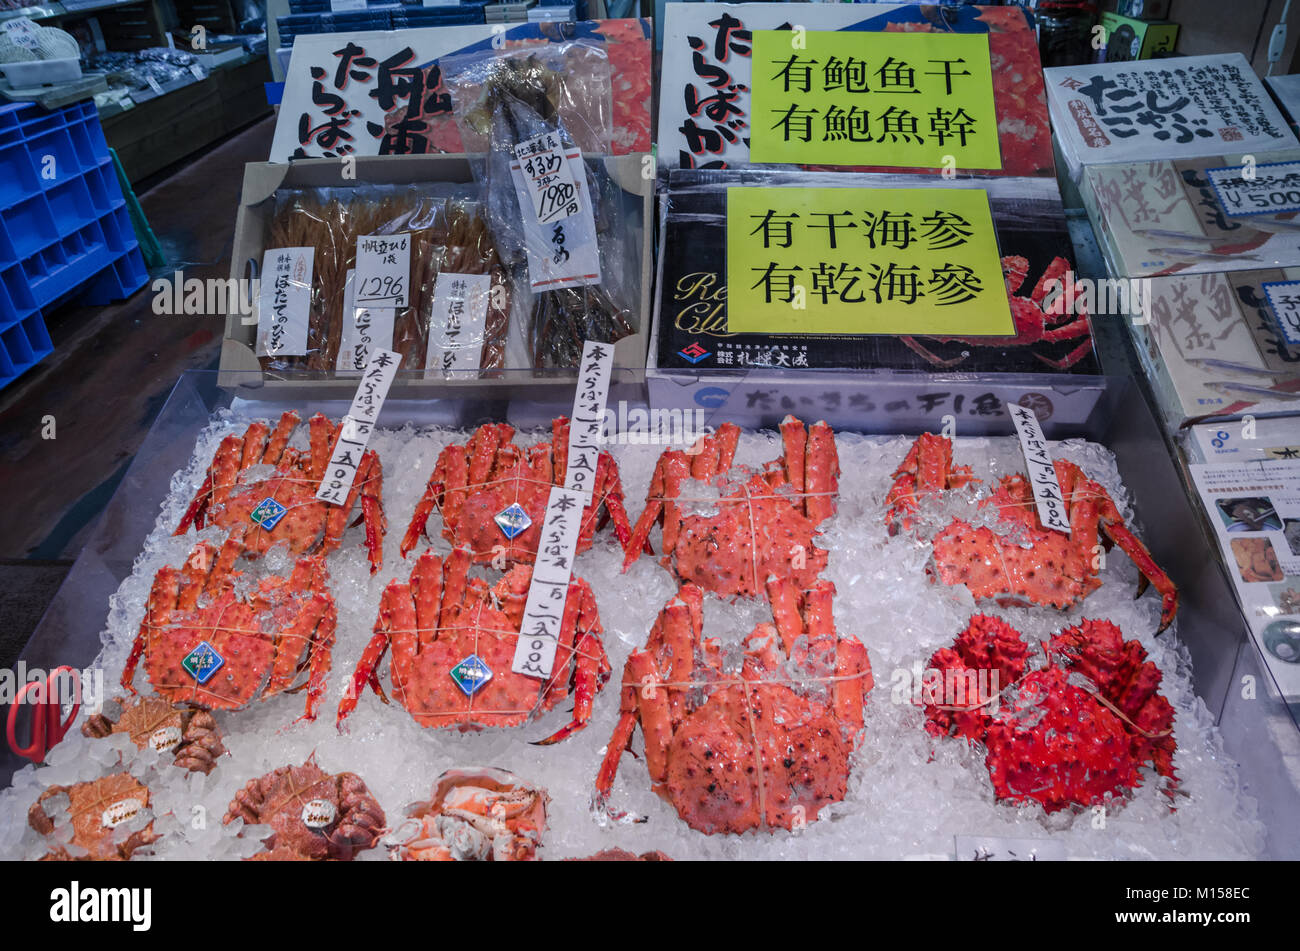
259,184,513,375
440,41,637,369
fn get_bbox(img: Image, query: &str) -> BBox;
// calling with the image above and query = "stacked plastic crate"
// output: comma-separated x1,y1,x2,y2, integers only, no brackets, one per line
278,1,486,45
0,100,148,389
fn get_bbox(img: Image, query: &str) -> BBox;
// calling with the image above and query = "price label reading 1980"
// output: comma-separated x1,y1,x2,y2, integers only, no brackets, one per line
354,233,411,308
513,132,581,225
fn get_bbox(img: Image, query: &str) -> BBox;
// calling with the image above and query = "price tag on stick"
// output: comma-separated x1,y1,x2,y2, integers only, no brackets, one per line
316,348,401,506
1006,402,1072,535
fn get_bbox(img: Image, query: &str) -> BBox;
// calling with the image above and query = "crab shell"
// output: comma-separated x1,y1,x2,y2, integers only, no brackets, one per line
390,767,549,861
29,772,159,861
82,696,226,774
224,760,386,861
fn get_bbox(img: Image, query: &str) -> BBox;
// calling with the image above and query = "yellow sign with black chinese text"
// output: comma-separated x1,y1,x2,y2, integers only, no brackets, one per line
749,30,1002,169
726,186,1013,336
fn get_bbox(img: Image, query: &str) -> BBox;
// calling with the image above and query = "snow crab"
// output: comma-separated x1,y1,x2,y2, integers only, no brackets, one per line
900,256,1094,371
387,767,548,861
225,759,386,861
121,536,337,721
623,416,839,600
401,417,632,565
886,433,1178,632
595,577,872,835
82,696,226,774
175,410,386,573
924,614,1176,812
29,772,159,861
337,547,609,744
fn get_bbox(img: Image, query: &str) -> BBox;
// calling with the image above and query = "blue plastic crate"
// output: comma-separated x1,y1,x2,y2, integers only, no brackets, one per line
0,311,53,390
79,247,147,307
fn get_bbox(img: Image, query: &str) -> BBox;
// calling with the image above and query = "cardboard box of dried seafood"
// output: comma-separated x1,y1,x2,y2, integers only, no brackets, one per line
221,153,653,399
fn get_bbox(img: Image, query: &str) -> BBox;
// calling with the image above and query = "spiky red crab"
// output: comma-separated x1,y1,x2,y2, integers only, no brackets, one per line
338,547,608,744
224,759,386,861
176,410,386,574
121,536,336,721
596,577,872,835
402,417,632,565
388,767,549,861
886,433,1178,632
623,416,839,600
82,696,226,774
924,614,1176,812
900,256,1094,371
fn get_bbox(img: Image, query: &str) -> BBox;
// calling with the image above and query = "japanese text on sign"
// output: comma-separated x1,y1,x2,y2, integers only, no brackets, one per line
1007,402,1072,535
354,234,411,308
426,272,491,374
256,247,315,358
749,31,1000,169
513,132,582,224
1207,161,1300,217
511,486,588,678
509,144,602,291
565,340,615,495
726,186,1012,336
1263,281,1300,346
317,348,401,506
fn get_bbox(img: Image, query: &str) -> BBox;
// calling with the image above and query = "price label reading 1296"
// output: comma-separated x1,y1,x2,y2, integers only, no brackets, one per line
354,233,411,308
513,132,581,224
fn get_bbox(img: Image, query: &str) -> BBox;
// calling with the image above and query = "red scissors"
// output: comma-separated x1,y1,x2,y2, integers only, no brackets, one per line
5,666,81,763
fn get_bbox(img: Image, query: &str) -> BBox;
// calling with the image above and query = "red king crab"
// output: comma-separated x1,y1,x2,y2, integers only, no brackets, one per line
82,696,226,774
623,416,839,599
901,256,1094,371
402,417,632,565
29,772,159,861
886,433,1179,632
596,577,872,835
387,767,548,861
121,536,337,721
224,759,386,860
175,410,386,573
924,614,1176,812
337,547,609,744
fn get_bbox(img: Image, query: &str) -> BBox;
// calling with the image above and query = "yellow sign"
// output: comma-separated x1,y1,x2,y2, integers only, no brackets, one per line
726,186,1013,337
749,30,1002,170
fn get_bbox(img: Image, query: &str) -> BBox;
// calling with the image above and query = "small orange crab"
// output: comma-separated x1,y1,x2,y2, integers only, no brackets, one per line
82,696,225,774
29,772,160,861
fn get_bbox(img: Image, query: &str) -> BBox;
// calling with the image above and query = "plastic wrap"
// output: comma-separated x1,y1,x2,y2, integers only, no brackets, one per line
261,186,511,374
442,42,636,369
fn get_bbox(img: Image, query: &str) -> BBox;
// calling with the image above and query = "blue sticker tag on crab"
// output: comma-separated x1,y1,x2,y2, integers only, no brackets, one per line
494,502,532,540
182,641,225,685
449,654,493,697
250,496,288,530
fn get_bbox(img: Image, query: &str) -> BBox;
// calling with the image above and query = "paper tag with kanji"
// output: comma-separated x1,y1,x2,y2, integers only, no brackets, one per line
354,234,411,309
2,18,42,51
510,486,587,678
426,272,491,374
1006,402,1072,535
509,144,601,292
564,340,615,496
256,247,315,357
512,132,582,224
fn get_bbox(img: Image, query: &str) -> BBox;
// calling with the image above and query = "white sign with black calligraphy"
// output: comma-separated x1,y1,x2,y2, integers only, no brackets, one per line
354,234,411,309
1207,161,1300,217
511,486,588,678
565,339,615,496
426,272,491,374
508,145,602,292
256,247,315,358
316,348,402,506
1006,402,1072,535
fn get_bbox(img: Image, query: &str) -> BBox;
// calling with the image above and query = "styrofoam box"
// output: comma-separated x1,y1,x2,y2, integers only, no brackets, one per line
0,58,83,88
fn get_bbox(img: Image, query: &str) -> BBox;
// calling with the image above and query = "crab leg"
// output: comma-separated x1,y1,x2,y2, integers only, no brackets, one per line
804,421,839,526
551,417,570,484
592,452,634,553
410,549,444,647
294,594,336,723
175,432,242,534
627,650,673,783
622,454,669,568
535,582,608,745
403,445,460,558
594,680,642,819
780,416,807,500
1100,519,1179,632
337,585,400,727
122,567,178,694
306,413,335,482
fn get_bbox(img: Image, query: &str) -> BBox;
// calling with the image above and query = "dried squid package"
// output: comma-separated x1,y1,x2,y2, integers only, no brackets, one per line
260,186,512,375
442,42,636,369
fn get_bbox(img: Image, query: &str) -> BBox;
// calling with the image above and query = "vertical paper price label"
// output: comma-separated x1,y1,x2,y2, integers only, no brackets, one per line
1006,402,1071,535
256,247,315,357
511,486,588,678
354,234,411,308
509,146,601,291
565,339,615,495
316,348,401,506
513,132,582,224
3,18,42,51
426,272,491,374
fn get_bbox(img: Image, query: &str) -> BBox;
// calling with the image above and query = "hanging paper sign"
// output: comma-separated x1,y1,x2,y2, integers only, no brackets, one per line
354,234,411,309
749,30,1001,170
316,348,400,506
256,247,315,357
725,186,1011,336
1263,281,1300,345
1006,402,1072,535
1207,162,1300,217
510,485,587,679
565,339,615,496
2,18,42,52
509,145,602,291
513,132,582,224
426,272,491,373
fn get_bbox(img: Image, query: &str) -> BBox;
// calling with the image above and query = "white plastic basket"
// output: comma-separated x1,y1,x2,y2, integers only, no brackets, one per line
0,57,83,87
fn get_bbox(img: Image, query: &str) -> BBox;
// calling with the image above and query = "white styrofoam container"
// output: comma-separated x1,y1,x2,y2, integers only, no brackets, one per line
0,57,82,87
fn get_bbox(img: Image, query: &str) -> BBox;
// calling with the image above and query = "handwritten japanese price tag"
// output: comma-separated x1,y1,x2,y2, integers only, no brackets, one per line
337,268,397,374
512,132,582,224
509,145,602,292
1006,402,1072,535
354,234,410,309
2,18,42,51
316,348,400,506
1208,161,1300,217
749,31,1001,170
256,247,315,357
1264,281,1300,345
511,486,587,678
565,340,615,496
426,272,491,374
